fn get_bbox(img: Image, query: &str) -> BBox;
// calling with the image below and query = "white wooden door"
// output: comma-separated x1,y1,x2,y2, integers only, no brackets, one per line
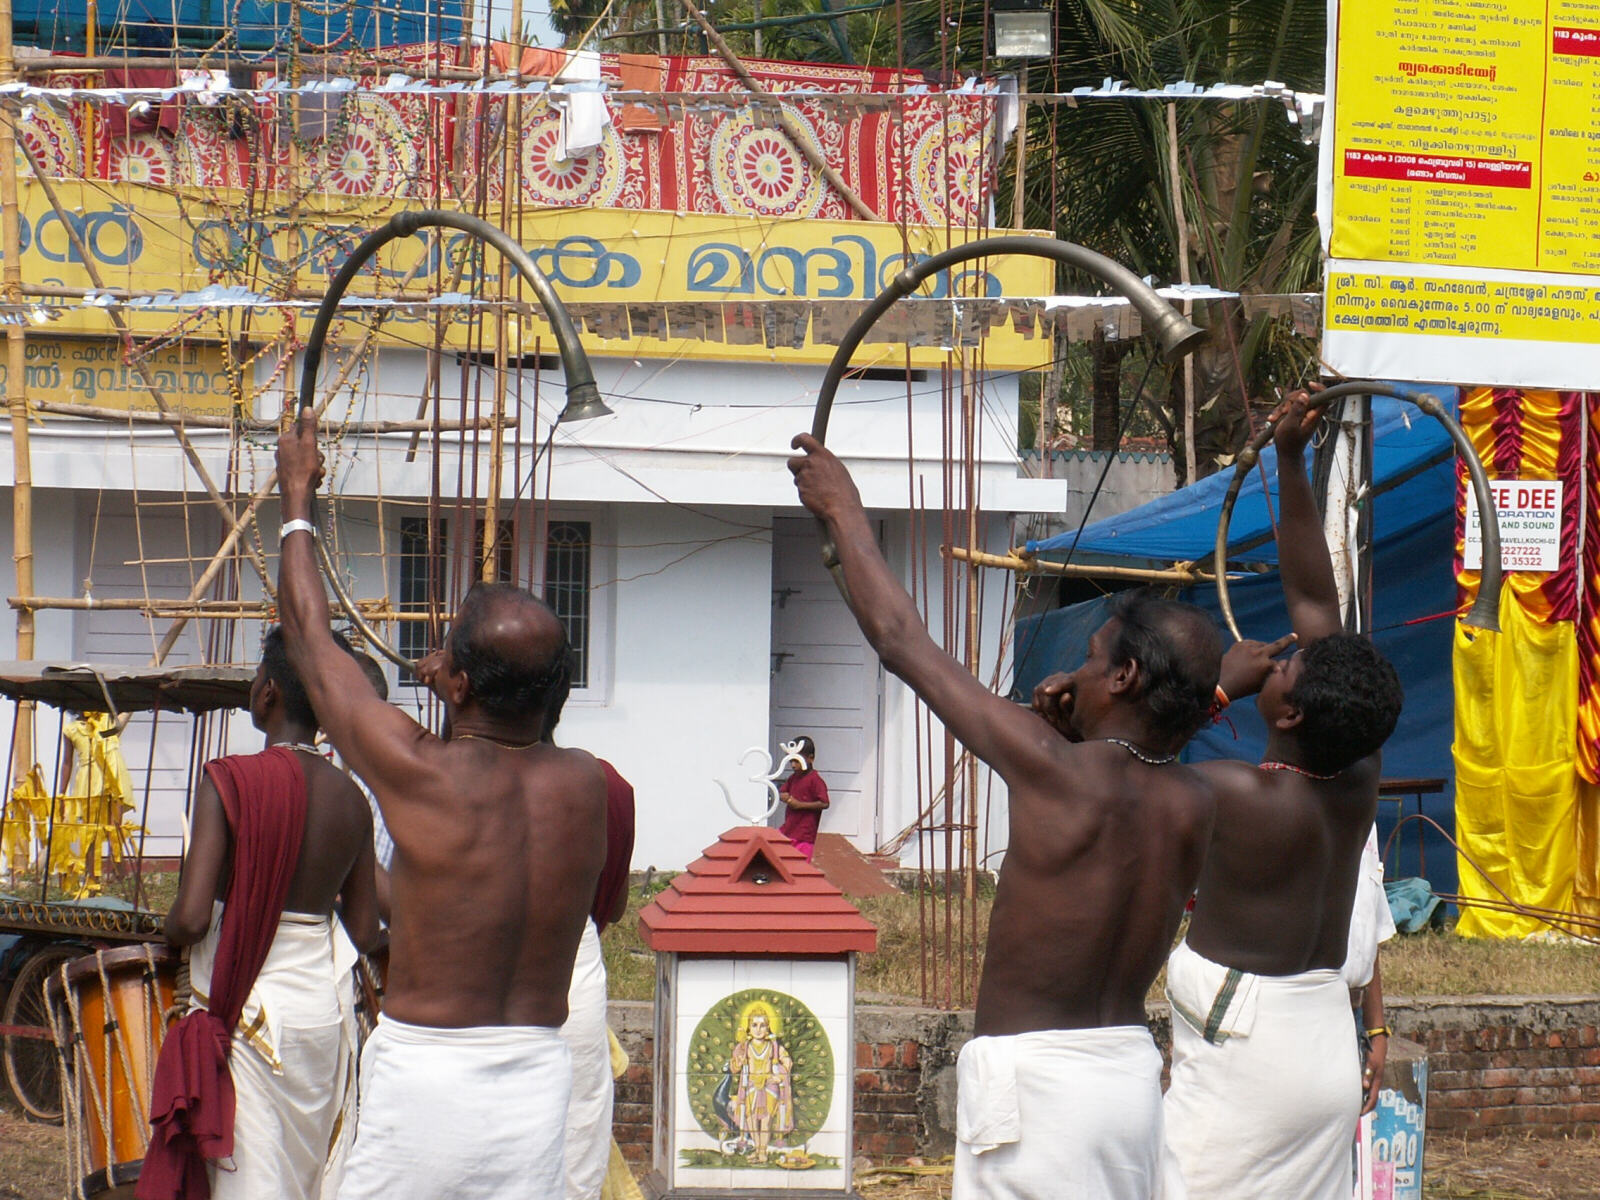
769,516,882,850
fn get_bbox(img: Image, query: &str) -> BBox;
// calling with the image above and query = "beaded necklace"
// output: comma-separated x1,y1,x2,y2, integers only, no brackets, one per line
1260,760,1336,781
1097,737,1177,766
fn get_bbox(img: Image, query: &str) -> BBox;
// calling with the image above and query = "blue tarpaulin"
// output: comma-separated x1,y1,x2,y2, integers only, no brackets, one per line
1014,388,1461,891
1025,387,1459,568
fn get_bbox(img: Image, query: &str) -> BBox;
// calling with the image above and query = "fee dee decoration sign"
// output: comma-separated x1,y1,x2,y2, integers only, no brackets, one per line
1320,0,1600,388
1464,479,1564,572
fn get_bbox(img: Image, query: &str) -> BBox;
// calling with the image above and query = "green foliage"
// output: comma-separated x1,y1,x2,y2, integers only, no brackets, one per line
901,0,1326,469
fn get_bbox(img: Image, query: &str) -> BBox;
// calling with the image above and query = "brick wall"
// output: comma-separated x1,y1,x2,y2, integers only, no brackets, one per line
608,996,1600,1166
1389,996,1600,1138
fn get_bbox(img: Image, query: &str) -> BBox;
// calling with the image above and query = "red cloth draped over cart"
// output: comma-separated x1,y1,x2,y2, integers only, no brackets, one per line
137,746,307,1200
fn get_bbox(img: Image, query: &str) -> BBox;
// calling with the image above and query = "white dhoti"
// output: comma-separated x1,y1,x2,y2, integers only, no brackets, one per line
953,1026,1168,1200
189,904,360,1200
560,919,612,1200
1163,939,1360,1200
338,1016,571,1200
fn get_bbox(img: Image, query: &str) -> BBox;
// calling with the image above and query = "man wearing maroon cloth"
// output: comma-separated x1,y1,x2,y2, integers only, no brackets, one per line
777,736,828,860
274,413,607,1199
142,629,381,1200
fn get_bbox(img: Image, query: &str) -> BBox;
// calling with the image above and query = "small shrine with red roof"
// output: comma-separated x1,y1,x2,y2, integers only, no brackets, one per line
639,826,876,1198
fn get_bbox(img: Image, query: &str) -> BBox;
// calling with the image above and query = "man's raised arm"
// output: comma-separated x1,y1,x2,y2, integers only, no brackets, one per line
1273,393,1344,644
787,434,1058,785
275,410,437,797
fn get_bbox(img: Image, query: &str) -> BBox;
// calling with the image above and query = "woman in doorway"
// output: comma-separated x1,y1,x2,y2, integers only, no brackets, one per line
777,736,828,861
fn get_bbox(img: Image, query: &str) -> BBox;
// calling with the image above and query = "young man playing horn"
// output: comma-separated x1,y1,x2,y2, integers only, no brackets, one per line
274,412,607,1199
1161,393,1404,1199
789,433,1221,1199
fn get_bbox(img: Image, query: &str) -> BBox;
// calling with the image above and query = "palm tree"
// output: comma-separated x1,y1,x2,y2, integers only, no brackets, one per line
903,0,1325,481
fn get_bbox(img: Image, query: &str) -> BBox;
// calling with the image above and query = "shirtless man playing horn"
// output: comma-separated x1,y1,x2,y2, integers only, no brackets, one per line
274,412,608,1199
789,433,1221,1199
1161,392,1405,1200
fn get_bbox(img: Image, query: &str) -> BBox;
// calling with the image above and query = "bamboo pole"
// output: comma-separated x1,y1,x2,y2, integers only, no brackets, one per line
148,219,467,665
10,596,448,619
11,145,275,593
675,0,883,222
943,544,1226,585
1,0,35,783
31,399,492,434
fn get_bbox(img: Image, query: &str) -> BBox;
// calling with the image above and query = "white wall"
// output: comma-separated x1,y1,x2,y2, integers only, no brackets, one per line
1,348,1056,871
874,510,1017,872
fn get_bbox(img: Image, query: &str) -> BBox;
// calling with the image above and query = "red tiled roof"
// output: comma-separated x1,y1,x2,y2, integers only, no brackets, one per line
638,826,878,955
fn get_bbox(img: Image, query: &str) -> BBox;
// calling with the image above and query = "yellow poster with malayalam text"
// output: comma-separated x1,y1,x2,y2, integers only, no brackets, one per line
7,180,1055,370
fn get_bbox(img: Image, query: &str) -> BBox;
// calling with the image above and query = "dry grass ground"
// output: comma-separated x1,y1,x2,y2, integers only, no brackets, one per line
604,886,1600,1005
4,1101,1596,1199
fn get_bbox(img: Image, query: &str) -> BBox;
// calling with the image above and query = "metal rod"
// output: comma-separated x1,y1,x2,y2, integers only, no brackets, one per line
809,235,1205,599
1212,381,1503,640
131,705,158,912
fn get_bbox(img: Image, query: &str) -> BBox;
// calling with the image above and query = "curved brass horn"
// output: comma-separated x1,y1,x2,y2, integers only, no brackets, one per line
809,236,1206,601
295,211,605,669
1213,381,1502,642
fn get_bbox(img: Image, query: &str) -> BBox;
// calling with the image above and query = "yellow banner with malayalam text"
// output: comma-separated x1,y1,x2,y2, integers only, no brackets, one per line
12,181,1055,370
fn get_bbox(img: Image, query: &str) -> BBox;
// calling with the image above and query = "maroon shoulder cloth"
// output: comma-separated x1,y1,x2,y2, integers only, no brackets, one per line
137,746,308,1200
591,760,636,931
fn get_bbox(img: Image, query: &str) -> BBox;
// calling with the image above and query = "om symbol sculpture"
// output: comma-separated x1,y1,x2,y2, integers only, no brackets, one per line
713,740,808,825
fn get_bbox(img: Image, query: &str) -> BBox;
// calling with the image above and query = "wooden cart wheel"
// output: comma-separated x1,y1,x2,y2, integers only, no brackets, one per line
3,943,84,1122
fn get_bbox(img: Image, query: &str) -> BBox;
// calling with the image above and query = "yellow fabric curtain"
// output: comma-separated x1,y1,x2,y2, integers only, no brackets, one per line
1578,781,1600,920
1453,589,1579,937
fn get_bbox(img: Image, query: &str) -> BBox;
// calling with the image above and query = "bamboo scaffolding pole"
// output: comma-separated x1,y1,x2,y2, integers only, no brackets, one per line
10,596,447,620
10,142,276,594
675,0,882,222
148,205,488,665
31,399,493,434
943,544,1229,585
1,0,33,783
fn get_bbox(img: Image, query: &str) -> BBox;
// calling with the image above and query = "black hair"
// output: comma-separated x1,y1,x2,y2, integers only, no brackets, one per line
260,625,355,728
1105,590,1224,744
1287,634,1403,775
449,582,574,722
352,650,390,702
794,735,816,760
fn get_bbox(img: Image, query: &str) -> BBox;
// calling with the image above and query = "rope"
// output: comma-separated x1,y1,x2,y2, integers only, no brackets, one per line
62,959,115,1191
1383,812,1600,946
46,957,88,1198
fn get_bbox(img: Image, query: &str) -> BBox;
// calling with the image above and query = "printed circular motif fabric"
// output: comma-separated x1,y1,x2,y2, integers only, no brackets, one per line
16,104,81,177
176,119,250,189
108,134,176,186
710,107,824,219
517,110,625,208
909,113,986,226
307,99,418,198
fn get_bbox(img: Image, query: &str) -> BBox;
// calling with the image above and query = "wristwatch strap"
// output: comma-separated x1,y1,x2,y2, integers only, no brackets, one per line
280,518,317,543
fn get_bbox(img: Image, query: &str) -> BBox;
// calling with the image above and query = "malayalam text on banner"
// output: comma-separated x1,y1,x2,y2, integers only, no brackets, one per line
5,181,1054,371
1322,0,1600,386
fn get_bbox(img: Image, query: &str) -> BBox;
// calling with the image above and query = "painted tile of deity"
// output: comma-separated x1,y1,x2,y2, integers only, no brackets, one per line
680,987,838,1174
